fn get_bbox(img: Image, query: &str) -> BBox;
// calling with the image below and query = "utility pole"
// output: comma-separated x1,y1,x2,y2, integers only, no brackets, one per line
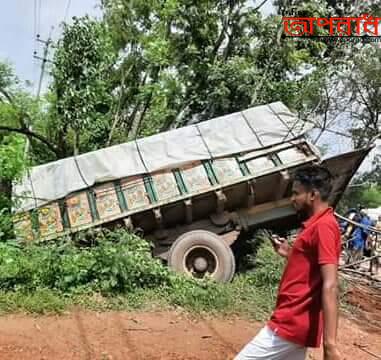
25,28,53,159
33,28,53,99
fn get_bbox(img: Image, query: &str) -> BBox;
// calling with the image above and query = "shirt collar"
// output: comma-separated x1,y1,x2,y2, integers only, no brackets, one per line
302,207,333,229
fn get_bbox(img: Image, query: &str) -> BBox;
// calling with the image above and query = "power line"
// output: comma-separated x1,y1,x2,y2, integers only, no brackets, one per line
37,0,42,37
33,0,37,41
34,32,53,99
33,0,37,70
63,0,72,23
26,28,54,160
33,0,40,93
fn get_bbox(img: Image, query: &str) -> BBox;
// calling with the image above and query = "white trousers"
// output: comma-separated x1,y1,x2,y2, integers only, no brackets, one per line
234,326,306,360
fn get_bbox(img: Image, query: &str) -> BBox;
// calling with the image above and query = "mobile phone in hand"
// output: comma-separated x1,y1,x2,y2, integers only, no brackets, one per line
271,234,285,245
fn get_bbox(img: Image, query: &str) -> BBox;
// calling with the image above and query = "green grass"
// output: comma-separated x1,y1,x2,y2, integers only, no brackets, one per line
0,276,279,319
0,288,68,314
0,229,285,318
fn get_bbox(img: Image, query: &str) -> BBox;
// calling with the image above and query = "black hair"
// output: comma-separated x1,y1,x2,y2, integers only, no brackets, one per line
293,165,333,201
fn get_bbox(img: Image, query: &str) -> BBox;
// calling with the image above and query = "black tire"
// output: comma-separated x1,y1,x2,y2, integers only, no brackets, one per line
168,230,236,283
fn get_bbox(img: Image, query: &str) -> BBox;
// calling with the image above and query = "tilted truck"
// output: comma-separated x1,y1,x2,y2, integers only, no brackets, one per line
13,102,371,282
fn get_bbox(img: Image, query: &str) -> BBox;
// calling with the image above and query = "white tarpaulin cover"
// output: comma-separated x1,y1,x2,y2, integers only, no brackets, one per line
13,102,312,211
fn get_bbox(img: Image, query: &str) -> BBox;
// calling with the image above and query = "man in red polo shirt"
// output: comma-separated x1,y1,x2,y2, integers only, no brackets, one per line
235,165,341,360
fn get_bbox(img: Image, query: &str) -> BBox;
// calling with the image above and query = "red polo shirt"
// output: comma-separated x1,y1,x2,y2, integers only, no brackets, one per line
268,207,341,348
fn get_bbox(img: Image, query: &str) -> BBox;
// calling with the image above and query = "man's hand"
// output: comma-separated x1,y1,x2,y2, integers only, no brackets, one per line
271,235,290,258
324,344,341,360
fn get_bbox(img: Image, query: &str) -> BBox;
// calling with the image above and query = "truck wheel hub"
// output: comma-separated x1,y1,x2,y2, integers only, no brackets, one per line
184,246,218,277
194,257,208,272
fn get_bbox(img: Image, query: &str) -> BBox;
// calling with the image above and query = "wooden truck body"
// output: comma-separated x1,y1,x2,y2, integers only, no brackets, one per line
13,102,371,281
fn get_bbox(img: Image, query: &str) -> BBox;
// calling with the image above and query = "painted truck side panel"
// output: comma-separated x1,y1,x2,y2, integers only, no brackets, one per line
14,139,319,242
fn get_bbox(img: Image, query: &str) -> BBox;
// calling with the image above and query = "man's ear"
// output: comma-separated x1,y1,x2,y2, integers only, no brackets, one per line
310,189,318,201
314,188,323,201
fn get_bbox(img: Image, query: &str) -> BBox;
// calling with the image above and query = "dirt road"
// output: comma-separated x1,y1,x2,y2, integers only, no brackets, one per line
0,310,379,360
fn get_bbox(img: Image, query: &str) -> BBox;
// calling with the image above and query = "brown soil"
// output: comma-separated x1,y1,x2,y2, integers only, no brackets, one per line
0,310,379,360
345,282,381,332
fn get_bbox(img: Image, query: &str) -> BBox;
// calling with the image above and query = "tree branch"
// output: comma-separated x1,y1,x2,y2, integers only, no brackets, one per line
313,84,331,144
222,2,242,61
0,88,31,130
132,95,152,139
251,21,283,105
0,88,15,105
212,2,236,60
253,0,271,12
167,100,192,130
0,125,59,156
212,19,228,59
317,126,353,139
107,64,132,146
352,77,375,125
128,67,159,139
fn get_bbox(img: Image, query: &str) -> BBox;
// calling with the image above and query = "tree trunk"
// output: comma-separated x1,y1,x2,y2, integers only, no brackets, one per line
73,131,80,156
0,178,12,205
127,68,159,140
0,177,13,239
128,96,152,140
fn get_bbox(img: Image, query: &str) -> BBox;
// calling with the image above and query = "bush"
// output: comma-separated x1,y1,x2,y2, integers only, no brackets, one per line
0,229,170,293
0,229,285,317
244,241,284,288
90,230,170,293
0,208,13,241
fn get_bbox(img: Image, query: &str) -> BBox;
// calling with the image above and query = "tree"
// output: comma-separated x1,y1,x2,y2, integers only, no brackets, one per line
358,153,381,186
101,0,325,140
276,0,381,148
0,63,31,239
0,62,58,157
343,46,381,148
338,183,381,213
50,16,117,156
0,63,33,199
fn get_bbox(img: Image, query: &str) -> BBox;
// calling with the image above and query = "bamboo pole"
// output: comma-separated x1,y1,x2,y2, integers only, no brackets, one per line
339,255,380,269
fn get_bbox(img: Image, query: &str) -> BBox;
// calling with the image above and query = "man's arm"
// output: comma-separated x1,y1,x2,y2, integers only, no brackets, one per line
321,264,340,360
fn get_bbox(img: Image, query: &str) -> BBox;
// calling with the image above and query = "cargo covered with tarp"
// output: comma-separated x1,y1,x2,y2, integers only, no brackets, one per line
13,102,311,213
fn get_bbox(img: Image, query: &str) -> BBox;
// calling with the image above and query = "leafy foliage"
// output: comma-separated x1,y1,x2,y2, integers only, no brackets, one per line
338,152,381,212
345,46,381,148
50,16,116,155
360,187,381,208
339,185,381,212
0,230,169,293
0,136,26,240
0,63,32,239
0,229,284,317
100,0,328,140
360,154,381,186
0,136,26,182
2,1,380,162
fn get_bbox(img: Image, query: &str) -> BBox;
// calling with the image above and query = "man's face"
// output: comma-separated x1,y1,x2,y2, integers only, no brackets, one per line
291,180,314,216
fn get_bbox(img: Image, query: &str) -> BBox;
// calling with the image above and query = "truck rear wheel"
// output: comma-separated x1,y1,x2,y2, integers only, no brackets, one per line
168,230,236,283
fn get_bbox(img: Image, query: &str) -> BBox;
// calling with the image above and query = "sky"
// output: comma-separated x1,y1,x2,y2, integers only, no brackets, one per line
0,0,101,94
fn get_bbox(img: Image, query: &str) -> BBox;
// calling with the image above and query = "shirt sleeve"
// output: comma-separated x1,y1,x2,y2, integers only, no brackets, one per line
316,223,340,265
